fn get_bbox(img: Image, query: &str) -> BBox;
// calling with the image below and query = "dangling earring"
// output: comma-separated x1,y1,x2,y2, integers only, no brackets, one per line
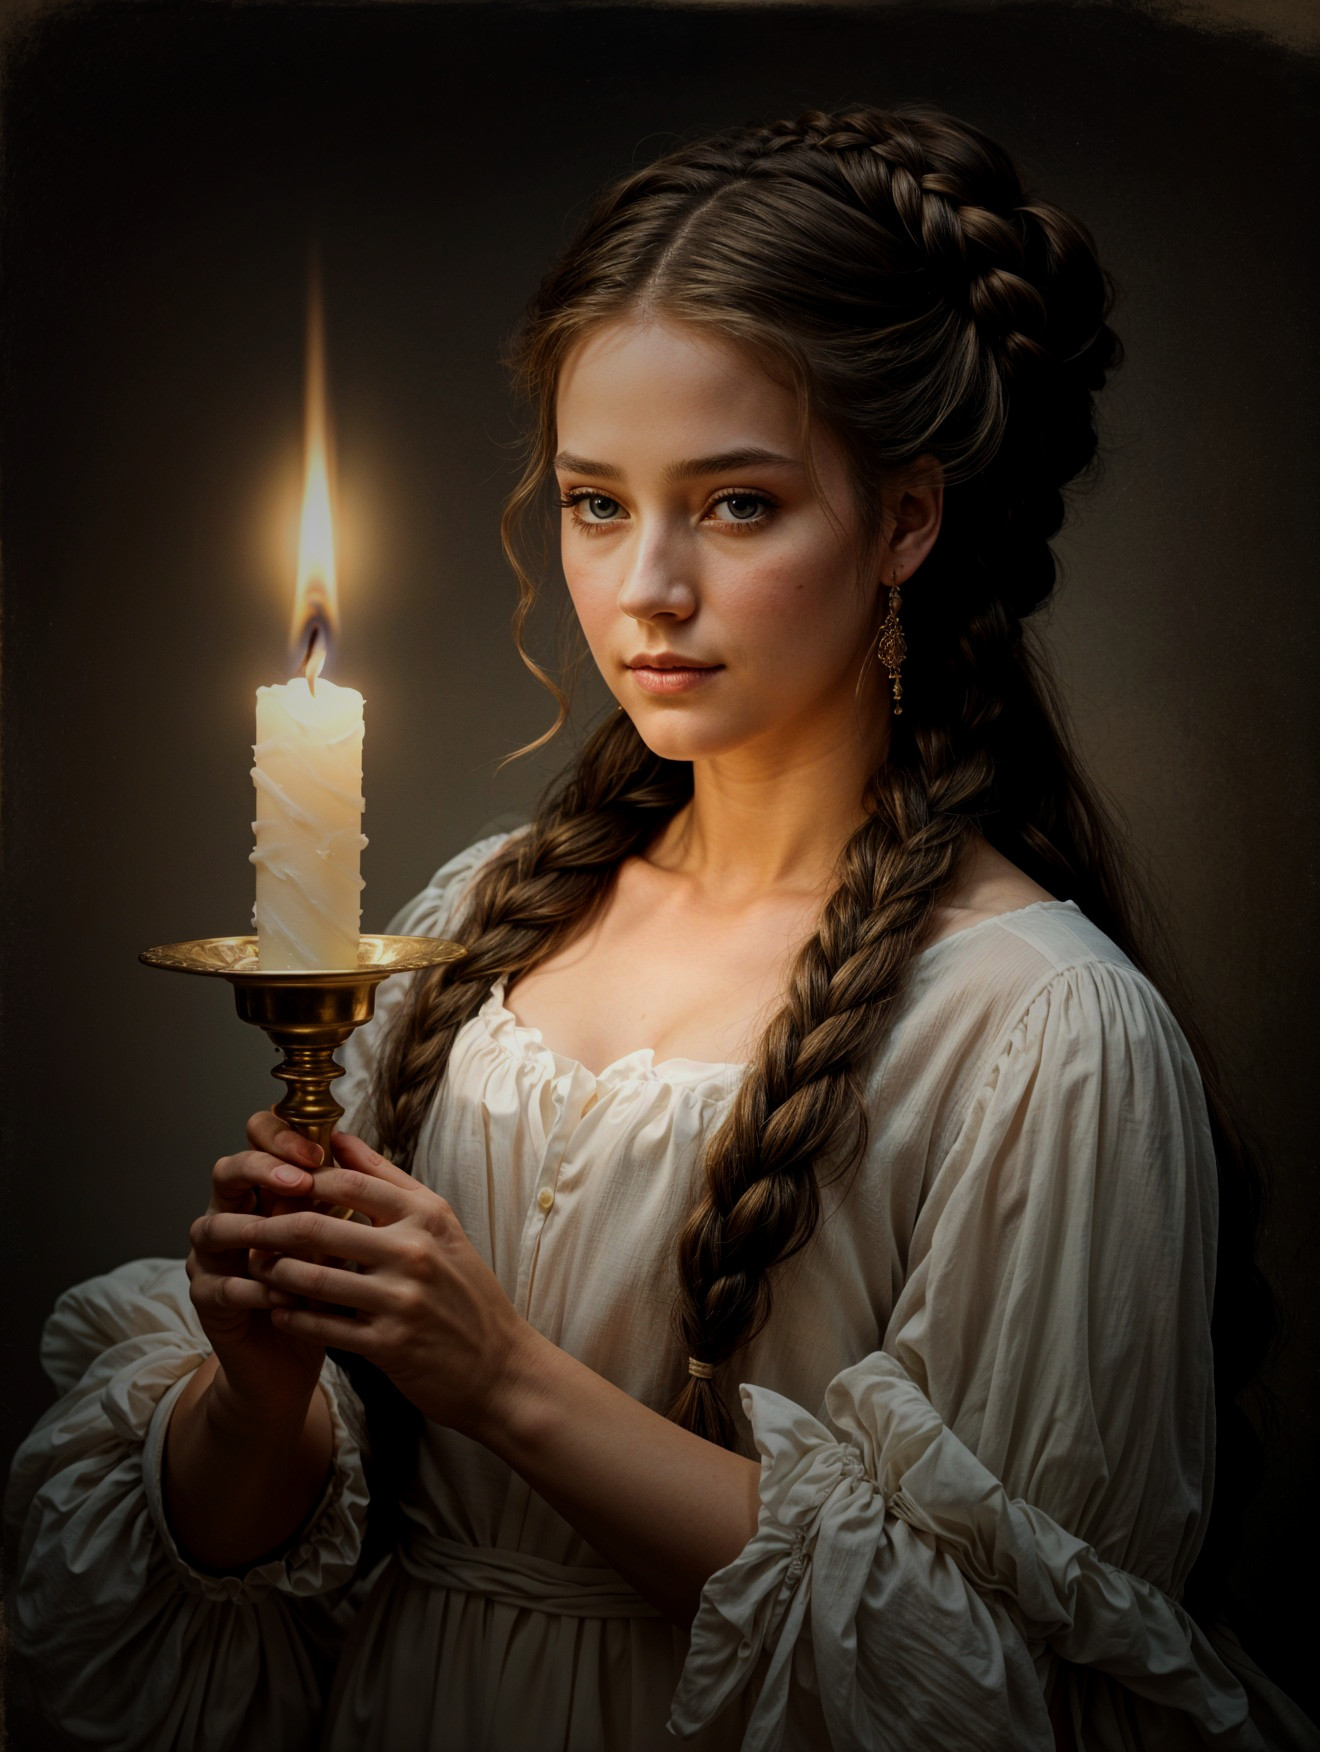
876,575,906,715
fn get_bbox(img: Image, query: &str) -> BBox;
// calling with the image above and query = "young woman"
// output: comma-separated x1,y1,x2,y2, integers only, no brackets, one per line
8,106,1314,1752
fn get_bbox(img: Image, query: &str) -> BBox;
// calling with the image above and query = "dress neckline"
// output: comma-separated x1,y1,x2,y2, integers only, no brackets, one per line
480,978,747,1094
480,898,1082,1087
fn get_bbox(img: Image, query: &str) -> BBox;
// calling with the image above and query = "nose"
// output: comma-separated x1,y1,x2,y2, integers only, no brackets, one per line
615,520,698,624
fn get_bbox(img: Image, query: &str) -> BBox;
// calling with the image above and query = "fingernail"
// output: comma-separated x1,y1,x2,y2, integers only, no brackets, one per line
273,1165,305,1186
302,1142,324,1167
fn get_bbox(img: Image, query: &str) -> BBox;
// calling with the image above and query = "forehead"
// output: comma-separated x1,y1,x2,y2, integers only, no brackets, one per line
555,317,803,460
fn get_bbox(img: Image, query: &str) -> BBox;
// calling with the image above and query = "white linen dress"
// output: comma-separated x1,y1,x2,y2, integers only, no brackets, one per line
6,829,1316,1752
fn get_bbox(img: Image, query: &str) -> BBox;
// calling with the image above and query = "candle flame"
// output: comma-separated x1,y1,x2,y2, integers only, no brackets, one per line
290,264,339,673
300,622,327,695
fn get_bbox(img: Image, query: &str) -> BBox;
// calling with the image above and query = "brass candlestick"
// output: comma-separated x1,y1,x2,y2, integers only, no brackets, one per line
139,934,465,1165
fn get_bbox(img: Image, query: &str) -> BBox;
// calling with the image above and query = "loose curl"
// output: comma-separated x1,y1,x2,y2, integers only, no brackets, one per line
365,105,1274,1616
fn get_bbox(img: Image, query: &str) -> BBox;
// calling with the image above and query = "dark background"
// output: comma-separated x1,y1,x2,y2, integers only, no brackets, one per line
1,1,1316,1742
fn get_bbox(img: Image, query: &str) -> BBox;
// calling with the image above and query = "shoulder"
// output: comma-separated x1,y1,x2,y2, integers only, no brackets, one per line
882,908,1218,1272
981,910,1195,1099
913,838,1174,1053
386,822,532,940
913,898,1162,1038
884,900,1207,1146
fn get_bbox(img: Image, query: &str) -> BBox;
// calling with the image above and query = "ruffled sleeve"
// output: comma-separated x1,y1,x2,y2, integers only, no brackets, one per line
670,960,1305,1751
3,1256,369,1751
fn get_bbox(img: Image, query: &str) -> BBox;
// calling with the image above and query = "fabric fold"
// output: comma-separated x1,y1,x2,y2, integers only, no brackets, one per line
669,1360,1267,1751
829,1354,1259,1739
4,1257,369,1752
671,1399,880,1744
399,1528,663,1617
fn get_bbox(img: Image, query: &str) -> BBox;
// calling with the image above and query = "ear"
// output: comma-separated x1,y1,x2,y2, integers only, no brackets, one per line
882,455,944,581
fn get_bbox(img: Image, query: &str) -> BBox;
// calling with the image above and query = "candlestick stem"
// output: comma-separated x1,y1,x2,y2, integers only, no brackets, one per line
268,1038,351,1161
230,975,381,1164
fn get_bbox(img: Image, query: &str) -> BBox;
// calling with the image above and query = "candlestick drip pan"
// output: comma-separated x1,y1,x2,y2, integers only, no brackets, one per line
140,933,466,1163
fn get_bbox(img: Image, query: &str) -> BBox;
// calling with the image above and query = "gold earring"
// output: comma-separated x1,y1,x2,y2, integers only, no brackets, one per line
876,578,905,715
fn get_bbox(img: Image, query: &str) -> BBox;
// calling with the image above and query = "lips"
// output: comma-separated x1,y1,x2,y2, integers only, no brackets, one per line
626,655,720,670
626,660,723,696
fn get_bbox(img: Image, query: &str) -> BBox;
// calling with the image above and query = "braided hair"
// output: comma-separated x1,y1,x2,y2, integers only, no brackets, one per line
367,105,1273,1614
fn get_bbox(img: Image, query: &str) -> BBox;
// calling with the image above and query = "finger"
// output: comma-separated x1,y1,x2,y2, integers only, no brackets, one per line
246,1110,324,1169
192,1210,252,1260
194,1205,340,1261
295,1165,416,1225
212,1149,314,1212
234,1207,398,1265
271,1304,377,1352
190,1269,276,1314
331,1131,420,1191
194,1208,321,1259
193,1207,326,1261
249,1252,395,1313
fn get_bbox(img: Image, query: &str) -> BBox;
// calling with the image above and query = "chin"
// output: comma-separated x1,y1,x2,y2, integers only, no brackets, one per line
622,702,753,763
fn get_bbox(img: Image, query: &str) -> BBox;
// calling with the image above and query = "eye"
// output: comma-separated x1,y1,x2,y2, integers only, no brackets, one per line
559,490,626,527
707,491,775,527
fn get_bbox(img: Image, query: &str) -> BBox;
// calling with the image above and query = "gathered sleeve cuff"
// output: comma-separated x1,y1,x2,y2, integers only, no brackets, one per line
138,1348,369,1605
669,1357,1263,1752
4,1256,369,1750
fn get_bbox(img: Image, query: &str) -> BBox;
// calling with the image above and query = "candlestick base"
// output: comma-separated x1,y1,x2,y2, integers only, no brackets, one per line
139,934,465,1165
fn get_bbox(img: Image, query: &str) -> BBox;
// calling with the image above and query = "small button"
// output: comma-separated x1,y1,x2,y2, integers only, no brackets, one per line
537,1187,555,1213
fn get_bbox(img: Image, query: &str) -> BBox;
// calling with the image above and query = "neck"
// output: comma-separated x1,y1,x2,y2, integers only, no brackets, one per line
647,693,892,904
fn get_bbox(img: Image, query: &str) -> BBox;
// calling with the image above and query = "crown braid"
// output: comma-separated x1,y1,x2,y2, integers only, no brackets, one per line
753,110,1052,369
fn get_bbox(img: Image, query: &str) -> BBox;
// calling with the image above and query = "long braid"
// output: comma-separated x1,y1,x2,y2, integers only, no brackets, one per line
669,767,982,1443
670,558,1011,1440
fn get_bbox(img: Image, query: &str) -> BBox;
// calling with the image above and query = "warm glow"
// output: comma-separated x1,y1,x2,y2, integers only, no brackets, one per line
290,268,339,669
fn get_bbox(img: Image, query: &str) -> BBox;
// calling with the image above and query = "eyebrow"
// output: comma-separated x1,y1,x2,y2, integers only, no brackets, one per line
553,447,800,482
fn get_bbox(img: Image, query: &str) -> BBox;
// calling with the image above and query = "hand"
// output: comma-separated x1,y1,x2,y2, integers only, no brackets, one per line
226,1131,531,1439
185,1111,329,1425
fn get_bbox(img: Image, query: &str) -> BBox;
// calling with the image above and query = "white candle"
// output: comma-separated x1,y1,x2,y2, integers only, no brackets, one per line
250,674,366,969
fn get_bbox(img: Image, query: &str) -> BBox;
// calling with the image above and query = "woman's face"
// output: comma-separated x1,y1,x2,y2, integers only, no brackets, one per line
553,316,935,769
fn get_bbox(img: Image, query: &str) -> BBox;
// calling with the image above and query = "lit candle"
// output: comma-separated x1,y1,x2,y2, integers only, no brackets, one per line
251,660,365,970
249,271,366,970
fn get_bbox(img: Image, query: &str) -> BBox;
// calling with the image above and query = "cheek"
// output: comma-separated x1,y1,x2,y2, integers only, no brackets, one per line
718,547,859,667
562,552,614,649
